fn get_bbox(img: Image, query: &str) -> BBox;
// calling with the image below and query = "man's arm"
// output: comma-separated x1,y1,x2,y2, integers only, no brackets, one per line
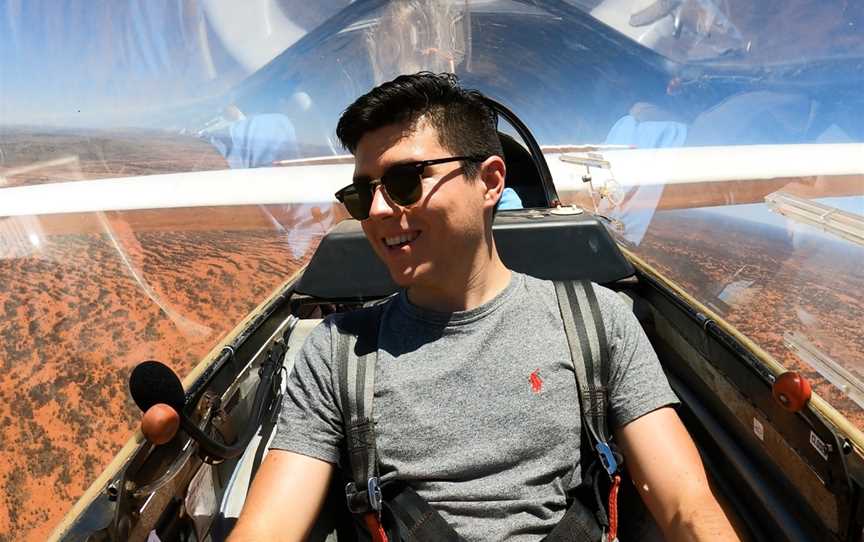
615,406,740,542
228,450,334,541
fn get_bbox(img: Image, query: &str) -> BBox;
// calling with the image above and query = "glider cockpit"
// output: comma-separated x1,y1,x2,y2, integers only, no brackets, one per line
7,2,863,541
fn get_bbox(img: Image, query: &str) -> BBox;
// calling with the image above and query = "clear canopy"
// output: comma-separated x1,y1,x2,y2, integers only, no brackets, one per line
1,1,863,540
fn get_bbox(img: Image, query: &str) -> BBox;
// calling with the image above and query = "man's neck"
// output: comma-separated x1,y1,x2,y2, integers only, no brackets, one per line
406,253,512,313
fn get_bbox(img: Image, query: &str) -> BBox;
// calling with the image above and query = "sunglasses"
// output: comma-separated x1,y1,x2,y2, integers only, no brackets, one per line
335,155,486,220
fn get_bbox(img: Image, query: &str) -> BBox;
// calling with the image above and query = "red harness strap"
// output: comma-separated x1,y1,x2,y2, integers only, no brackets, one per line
607,474,622,541
363,512,389,542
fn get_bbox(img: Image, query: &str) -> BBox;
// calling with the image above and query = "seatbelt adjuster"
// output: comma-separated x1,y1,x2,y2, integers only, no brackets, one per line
345,477,384,514
596,442,618,475
367,476,383,512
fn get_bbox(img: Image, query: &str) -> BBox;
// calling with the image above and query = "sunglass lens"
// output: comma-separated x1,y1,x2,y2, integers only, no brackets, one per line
383,166,423,206
339,185,371,220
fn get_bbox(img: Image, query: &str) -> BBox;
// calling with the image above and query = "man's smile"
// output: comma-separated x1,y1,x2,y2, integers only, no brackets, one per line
382,230,421,251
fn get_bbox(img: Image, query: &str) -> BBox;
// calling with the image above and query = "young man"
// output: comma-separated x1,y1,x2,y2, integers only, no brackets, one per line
231,73,738,541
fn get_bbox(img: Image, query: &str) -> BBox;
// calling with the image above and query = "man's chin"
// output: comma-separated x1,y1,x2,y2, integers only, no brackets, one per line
388,269,416,288
386,263,427,289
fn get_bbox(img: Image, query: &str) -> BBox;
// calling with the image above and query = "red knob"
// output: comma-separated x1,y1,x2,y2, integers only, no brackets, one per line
141,403,180,445
772,372,812,413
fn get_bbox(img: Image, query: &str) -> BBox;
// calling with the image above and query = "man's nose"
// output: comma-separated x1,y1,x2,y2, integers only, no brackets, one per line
368,184,397,219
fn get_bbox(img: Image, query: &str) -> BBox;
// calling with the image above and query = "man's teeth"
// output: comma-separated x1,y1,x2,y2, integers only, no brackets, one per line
384,232,417,247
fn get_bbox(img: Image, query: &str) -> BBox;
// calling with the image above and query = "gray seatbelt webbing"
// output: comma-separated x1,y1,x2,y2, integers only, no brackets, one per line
554,280,617,476
583,282,611,438
338,305,385,514
337,304,466,540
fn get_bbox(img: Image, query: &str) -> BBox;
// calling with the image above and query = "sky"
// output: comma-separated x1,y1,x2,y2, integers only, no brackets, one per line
0,0,350,127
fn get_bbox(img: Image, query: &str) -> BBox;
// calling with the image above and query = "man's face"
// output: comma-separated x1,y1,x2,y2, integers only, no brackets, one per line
354,119,490,289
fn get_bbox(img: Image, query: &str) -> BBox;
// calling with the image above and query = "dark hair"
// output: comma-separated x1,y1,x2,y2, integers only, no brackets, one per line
336,72,502,179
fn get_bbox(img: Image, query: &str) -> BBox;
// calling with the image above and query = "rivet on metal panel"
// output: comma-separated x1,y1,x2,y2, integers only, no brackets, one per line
106,483,119,502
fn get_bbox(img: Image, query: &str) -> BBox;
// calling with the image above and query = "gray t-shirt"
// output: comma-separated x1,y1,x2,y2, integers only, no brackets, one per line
271,272,678,540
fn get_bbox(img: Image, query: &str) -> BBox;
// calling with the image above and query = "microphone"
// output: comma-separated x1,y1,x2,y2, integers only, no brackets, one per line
128,357,282,457
129,360,185,445
129,360,185,412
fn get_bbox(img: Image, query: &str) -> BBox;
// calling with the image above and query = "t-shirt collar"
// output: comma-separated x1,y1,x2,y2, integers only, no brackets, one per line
395,272,522,326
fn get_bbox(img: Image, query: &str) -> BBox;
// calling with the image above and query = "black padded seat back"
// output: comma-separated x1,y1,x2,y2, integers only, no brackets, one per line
295,213,635,300
498,132,548,208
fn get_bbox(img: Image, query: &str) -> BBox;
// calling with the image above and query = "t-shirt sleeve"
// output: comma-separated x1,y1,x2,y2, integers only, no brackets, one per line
593,285,679,429
269,316,344,464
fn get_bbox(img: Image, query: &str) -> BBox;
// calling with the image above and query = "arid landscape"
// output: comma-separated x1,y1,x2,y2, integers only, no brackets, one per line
0,203,340,541
637,207,864,428
0,127,229,188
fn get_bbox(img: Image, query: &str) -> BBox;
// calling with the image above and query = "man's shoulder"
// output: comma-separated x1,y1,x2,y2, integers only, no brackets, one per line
293,300,396,374
590,282,632,312
514,272,555,297
328,297,395,336
518,273,625,308
295,301,390,349
516,273,636,330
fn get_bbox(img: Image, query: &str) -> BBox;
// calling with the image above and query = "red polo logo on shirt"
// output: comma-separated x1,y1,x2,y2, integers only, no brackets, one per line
529,369,543,394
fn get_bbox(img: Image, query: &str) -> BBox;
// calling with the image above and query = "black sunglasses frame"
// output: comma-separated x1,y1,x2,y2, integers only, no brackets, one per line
335,155,487,220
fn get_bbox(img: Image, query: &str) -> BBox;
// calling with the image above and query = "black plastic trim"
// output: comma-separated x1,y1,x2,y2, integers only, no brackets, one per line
636,270,855,538
295,211,634,300
671,372,828,542
484,97,559,205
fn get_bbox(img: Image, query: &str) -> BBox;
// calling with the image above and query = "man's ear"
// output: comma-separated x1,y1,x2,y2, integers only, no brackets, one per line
479,155,506,211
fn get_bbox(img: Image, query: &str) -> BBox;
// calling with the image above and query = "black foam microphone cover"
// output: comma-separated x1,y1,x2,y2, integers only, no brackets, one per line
129,360,185,412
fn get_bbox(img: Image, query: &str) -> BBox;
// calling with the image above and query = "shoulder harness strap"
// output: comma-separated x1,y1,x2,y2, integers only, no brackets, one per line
335,303,466,542
553,280,618,477
337,304,386,516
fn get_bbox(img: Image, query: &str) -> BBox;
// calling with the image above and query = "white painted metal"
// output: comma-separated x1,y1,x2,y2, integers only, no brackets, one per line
0,164,352,217
1,144,862,217
550,143,864,192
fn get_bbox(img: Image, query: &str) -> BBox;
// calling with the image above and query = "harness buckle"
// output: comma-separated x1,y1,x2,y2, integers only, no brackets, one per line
367,477,383,512
596,442,618,475
344,477,384,514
